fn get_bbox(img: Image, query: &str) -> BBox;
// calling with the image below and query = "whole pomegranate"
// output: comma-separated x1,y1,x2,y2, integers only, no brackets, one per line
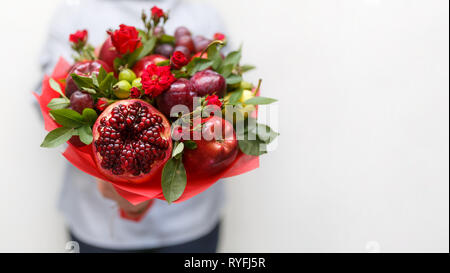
133,54,168,78
183,116,238,176
98,36,121,68
65,60,112,98
92,99,172,183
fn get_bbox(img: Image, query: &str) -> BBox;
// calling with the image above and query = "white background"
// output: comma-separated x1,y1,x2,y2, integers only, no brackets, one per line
0,0,448,252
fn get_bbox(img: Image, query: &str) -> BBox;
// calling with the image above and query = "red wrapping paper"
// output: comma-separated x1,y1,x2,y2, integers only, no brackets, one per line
34,57,260,205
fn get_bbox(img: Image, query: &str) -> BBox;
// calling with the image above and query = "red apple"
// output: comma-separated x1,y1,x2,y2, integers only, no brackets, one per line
65,60,112,98
132,54,168,78
190,70,226,98
98,37,121,68
183,116,238,176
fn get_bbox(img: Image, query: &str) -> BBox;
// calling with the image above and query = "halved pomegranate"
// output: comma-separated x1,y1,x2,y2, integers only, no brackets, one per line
92,99,172,183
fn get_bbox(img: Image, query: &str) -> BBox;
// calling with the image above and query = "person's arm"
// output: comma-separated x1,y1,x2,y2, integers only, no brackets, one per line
97,179,153,220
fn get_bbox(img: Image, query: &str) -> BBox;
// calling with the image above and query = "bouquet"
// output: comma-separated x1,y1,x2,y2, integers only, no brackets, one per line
35,6,278,207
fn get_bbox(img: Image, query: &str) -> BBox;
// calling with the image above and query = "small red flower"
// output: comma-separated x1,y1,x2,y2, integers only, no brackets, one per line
130,87,141,98
170,51,189,69
96,98,109,111
108,24,142,55
205,95,222,107
151,6,164,19
213,32,226,41
69,30,88,45
141,64,175,98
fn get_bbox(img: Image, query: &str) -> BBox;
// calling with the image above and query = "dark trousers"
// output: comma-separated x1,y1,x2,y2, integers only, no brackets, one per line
69,222,221,253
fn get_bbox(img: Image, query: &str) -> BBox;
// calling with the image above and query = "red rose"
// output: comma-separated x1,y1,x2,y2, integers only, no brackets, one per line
130,87,141,98
141,64,175,98
213,32,226,41
170,51,189,69
96,97,109,111
109,24,142,55
205,95,222,107
151,6,164,19
69,30,88,45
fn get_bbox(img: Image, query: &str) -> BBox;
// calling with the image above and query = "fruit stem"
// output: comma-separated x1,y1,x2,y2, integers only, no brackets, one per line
199,40,225,58
252,79,262,96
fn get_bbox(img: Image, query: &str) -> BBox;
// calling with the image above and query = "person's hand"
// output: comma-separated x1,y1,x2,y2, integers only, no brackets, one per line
96,179,152,218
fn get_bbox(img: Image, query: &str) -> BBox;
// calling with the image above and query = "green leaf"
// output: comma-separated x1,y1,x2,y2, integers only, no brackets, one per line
223,50,242,68
50,109,85,128
226,74,242,85
186,58,214,76
228,89,244,105
137,29,147,38
240,65,256,73
184,140,198,150
91,74,99,88
47,97,70,110
243,117,258,135
99,73,117,93
159,34,175,44
208,45,222,70
77,126,93,145
156,60,170,66
132,36,157,65
49,78,66,98
161,158,187,204
81,87,97,94
254,124,279,144
244,96,277,105
219,63,234,78
40,127,76,148
192,59,214,75
113,57,125,72
237,120,269,156
238,139,267,156
81,108,98,126
70,73,94,90
97,67,108,83
172,70,188,79
172,142,185,159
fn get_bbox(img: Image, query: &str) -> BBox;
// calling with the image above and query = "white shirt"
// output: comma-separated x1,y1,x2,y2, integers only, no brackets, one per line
40,0,226,249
